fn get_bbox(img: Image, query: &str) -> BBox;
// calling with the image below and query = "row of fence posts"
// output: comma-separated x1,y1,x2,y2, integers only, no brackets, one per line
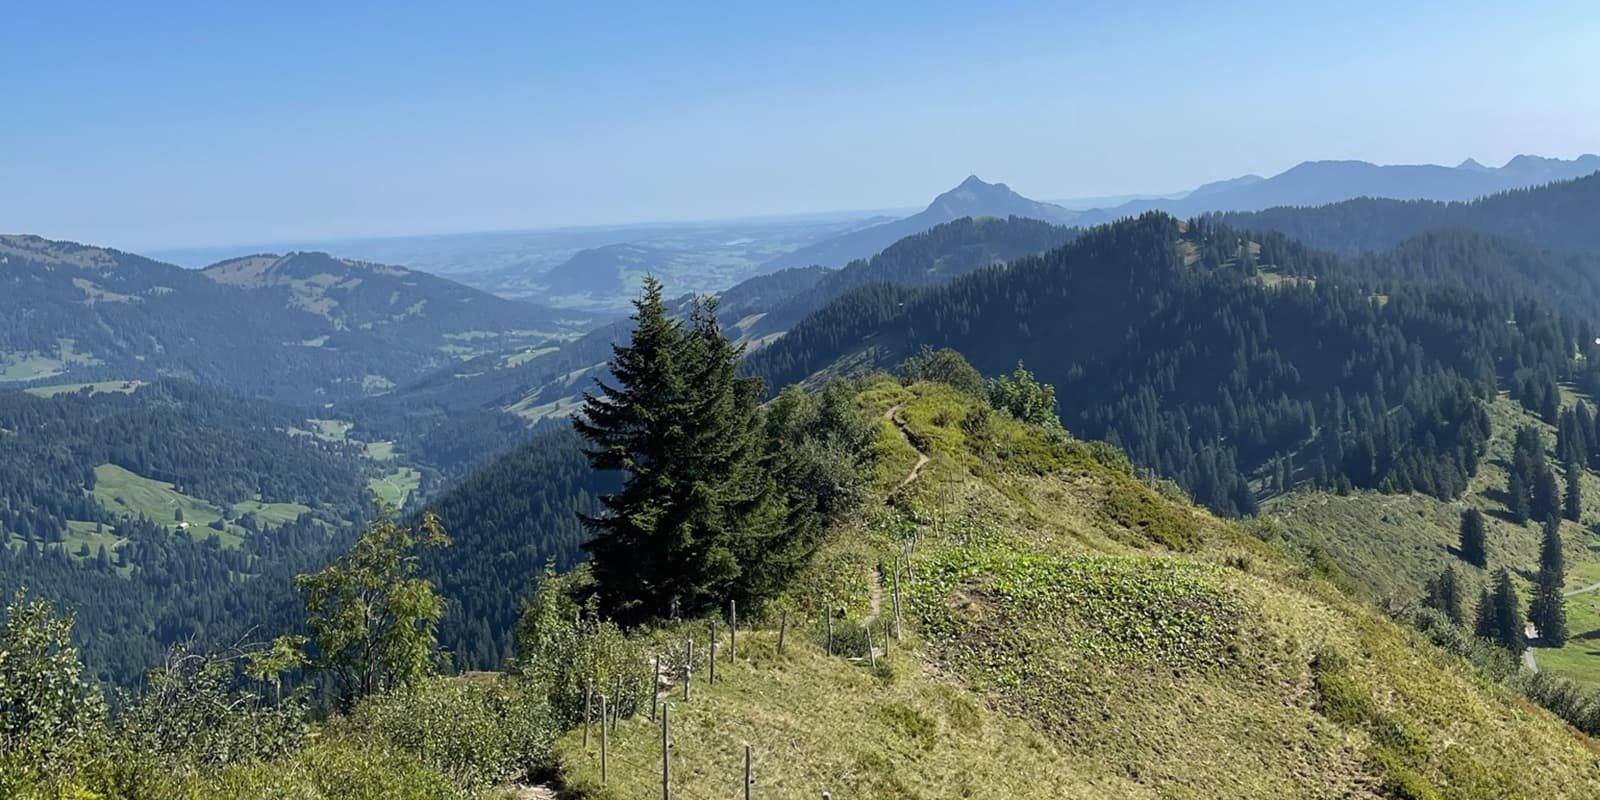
580,548,920,797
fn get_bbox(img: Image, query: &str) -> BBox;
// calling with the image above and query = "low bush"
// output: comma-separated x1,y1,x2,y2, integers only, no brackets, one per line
339,676,557,790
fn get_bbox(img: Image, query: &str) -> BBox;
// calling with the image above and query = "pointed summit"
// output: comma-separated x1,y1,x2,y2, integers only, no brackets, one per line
924,175,1067,221
1457,158,1489,171
761,175,1077,270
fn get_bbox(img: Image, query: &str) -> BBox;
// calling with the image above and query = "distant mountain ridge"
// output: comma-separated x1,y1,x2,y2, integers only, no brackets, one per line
762,175,1077,270
0,235,588,402
1214,170,1600,255
1073,154,1600,225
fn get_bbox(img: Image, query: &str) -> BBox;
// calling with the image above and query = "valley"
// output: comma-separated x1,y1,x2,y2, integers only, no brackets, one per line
7,157,1600,798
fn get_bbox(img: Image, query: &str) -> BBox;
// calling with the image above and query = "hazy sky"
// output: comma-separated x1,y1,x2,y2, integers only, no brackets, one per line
4,0,1597,250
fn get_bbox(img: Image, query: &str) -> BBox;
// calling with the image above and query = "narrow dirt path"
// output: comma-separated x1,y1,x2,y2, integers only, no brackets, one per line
1564,580,1600,598
885,404,930,489
860,402,934,656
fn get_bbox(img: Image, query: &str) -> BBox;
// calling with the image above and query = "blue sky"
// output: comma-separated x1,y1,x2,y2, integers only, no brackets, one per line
3,0,1597,250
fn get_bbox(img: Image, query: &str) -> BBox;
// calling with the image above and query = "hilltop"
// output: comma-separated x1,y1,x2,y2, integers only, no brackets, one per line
763,176,1078,270
544,377,1600,799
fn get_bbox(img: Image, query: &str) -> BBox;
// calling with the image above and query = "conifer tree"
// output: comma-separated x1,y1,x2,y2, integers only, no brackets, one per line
1424,564,1464,625
575,280,804,623
1473,586,1496,640
1458,508,1487,569
1565,459,1583,522
1532,466,1561,524
575,277,694,622
1529,516,1569,646
1507,469,1531,524
1491,568,1526,654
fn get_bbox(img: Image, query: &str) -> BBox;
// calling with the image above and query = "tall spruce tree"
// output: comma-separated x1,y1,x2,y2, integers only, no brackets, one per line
575,277,694,622
1491,568,1526,654
1458,508,1487,568
575,281,797,623
1532,466,1561,524
1507,469,1531,524
1529,516,1569,646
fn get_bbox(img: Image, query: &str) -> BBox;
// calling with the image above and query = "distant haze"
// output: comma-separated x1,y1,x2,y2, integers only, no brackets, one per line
3,1,1599,250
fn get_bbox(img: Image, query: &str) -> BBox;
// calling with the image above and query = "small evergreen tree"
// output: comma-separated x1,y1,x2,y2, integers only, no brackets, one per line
1458,508,1487,568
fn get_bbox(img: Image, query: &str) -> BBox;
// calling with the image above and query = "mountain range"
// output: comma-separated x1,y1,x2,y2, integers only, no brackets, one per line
750,154,1600,275
0,236,590,402
1070,153,1600,225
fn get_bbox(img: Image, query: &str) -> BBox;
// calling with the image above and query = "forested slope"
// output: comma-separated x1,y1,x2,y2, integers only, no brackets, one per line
1214,170,1600,254
749,213,1581,517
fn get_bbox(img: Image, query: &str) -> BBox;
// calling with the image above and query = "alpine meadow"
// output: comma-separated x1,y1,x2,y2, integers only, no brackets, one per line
6,4,1600,799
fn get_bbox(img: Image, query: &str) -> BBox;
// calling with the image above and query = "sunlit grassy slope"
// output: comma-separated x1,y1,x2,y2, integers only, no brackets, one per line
554,379,1600,799
1269,392,1600,688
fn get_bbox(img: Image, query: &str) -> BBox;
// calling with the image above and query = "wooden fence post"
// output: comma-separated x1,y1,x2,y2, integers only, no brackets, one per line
652,654,661,722
730,599,738,660
892,556,903,640
684,638,694,702
778,610,788,655
661,703,671,800
826,611,834,657
744,742,753,800
710,638,717,686
583,680,593,748
600,694,609,784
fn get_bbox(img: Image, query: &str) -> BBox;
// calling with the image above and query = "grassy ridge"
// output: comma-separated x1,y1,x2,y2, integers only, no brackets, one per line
555,380,1600,799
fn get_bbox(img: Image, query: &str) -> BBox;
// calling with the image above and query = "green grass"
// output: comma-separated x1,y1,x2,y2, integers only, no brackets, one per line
365,440,398,461
89,463,321,549
369,467,421,507
504,346,558,368
0,352,67,382
23,380,141,398
553,379,1600,799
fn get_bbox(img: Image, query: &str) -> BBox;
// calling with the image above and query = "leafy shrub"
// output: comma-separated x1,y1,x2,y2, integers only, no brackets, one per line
515,570,650,727
0,591,106,794
340,676,556,790
113,642,306,771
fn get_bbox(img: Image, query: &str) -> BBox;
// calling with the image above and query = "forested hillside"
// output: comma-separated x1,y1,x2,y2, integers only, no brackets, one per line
0,380,384,684
748,213,1581,516
420,427,611,669
0,235,585,402
1214,170,1600,255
